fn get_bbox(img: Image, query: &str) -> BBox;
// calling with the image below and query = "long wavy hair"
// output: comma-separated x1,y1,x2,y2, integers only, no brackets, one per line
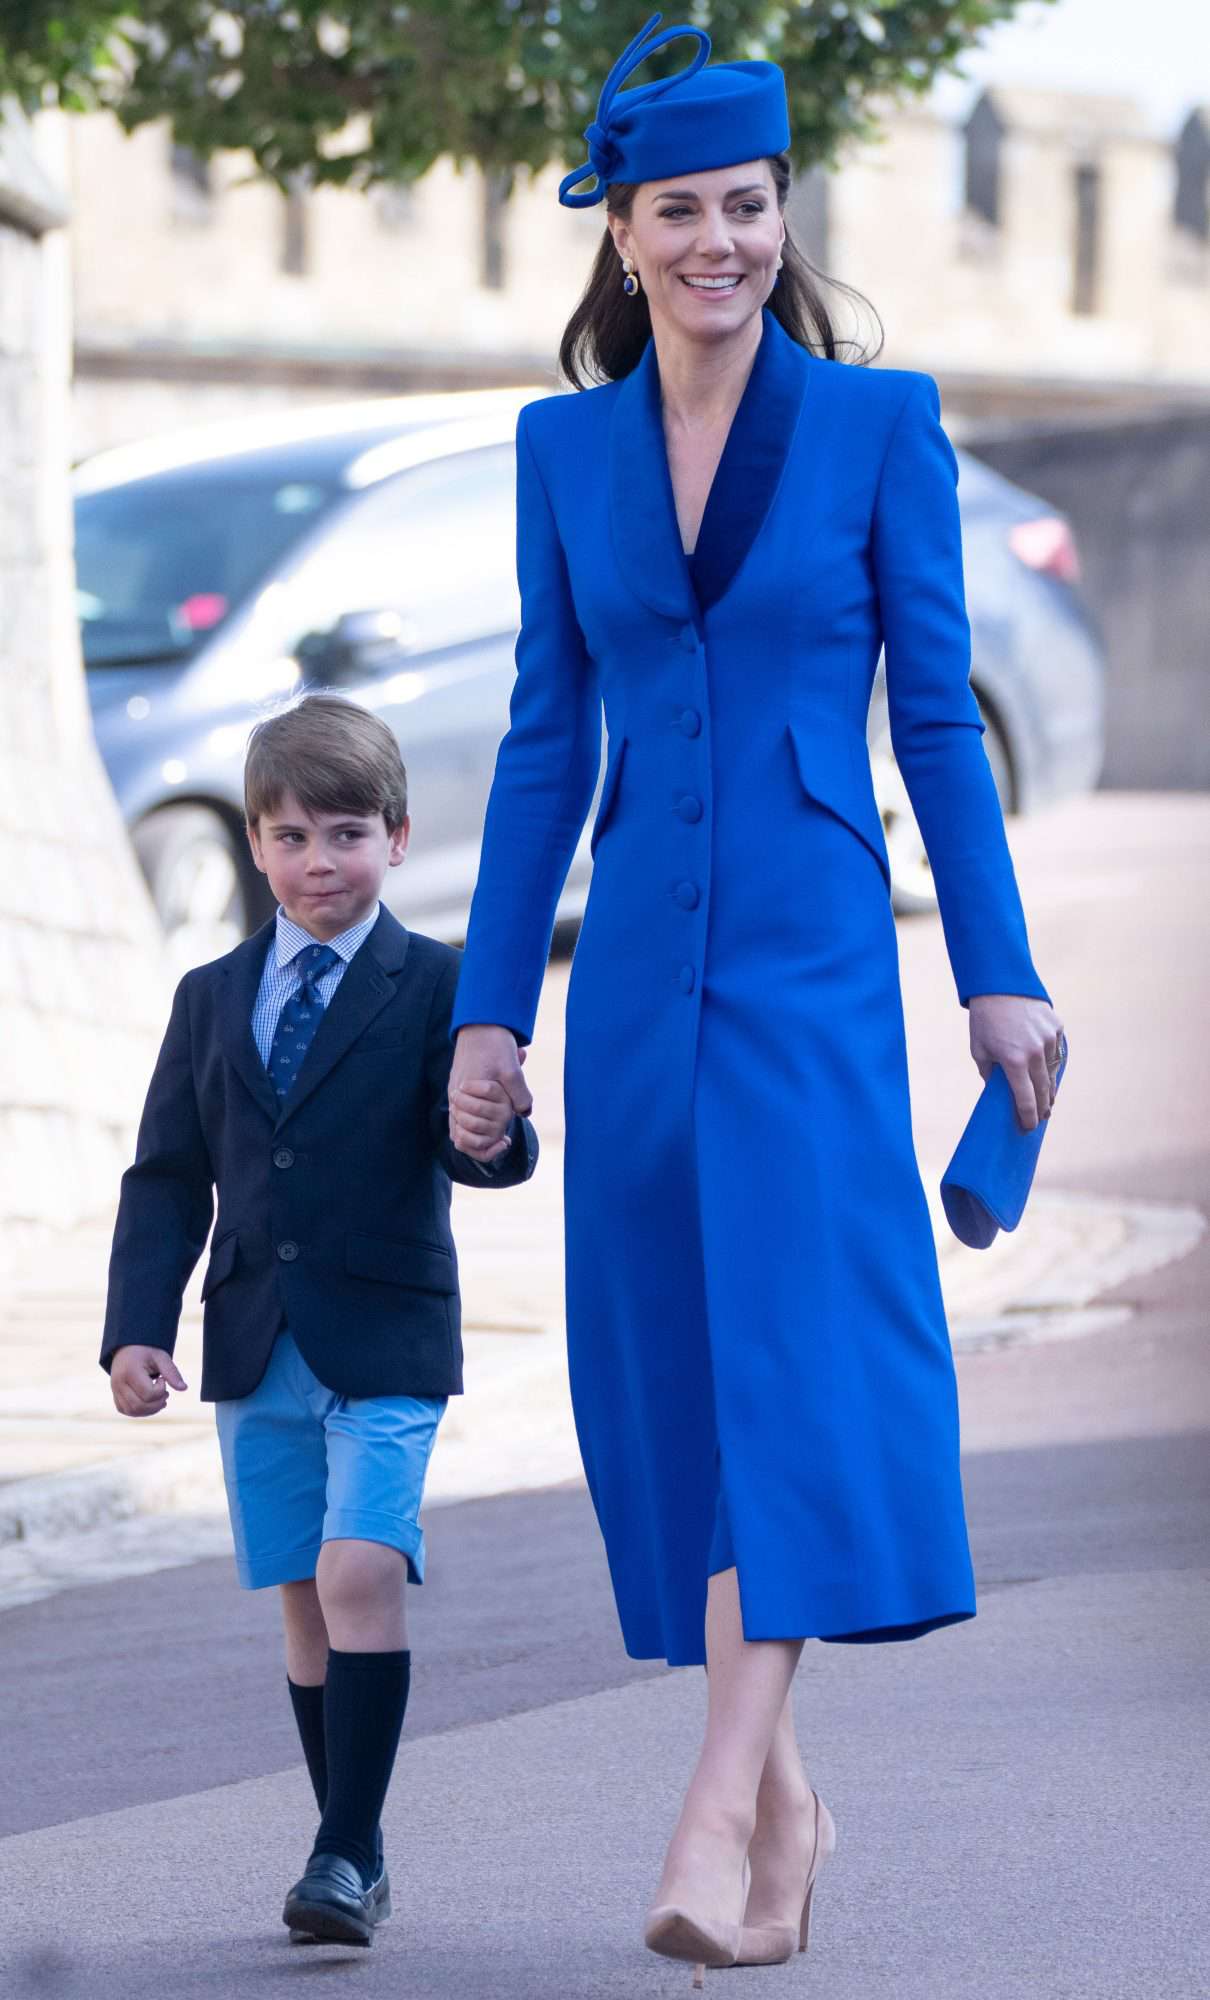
558,154,882,389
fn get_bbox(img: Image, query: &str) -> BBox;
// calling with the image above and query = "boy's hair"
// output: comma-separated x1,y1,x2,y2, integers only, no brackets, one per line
244,695,408,831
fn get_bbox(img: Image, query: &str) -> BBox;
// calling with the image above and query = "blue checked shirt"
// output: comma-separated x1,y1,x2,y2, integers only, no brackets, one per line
251,903,505,1173
250,904,380,1065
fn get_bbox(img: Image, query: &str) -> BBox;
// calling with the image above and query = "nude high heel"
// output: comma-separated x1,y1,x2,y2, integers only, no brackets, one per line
644,1859,749,1985
735,1789,836,1967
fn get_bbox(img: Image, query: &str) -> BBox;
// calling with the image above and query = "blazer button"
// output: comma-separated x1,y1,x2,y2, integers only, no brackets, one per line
676,707,702,737
678,965,697,994
277,1240,299,1262
673,880,700,910
678,624,698,652
674,794,703,823
273,1147,295,1170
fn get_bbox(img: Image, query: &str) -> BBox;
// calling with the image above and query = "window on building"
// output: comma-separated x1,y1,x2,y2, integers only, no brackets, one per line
964,92,1004,226
169,143,214,225
282,179,308,276
481,169,513,291
1072,161,1101,315
374,182,416,232
1174,110,1210,240
786,166,830,271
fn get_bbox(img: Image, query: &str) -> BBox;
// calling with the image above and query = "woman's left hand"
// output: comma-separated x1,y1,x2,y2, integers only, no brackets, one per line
967,994,1066,1133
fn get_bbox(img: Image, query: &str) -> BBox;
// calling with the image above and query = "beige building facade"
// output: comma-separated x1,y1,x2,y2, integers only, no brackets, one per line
65,85,1210,455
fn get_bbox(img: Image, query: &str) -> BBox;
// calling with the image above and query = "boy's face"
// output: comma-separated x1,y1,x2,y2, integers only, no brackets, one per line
247,791,409,940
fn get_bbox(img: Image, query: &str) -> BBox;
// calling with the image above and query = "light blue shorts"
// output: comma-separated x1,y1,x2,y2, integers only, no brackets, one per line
214,1330,446,1591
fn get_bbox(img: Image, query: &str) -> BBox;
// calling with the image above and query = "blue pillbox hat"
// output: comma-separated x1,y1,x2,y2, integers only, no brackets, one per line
558,12,792,208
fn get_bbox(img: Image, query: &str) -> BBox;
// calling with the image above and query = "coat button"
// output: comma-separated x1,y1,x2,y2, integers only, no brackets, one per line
277,1240,299,1262
676,707,702,737
674,794,703,823
673,880,700,910
678,624,698,652
678,965,696,994
273,1147,295,1169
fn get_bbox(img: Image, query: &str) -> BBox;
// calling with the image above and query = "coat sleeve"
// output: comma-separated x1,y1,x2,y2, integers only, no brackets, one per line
99,974,215,1372
871,374,1050,1007
450,404,601,1044
427,958,538,1189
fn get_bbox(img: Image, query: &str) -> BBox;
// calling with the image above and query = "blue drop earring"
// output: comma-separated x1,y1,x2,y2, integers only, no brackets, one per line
622,255,641,297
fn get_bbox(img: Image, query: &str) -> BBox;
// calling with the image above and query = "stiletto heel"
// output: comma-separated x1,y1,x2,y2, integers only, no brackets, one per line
798,1881,814,1952
736,1789,835,1967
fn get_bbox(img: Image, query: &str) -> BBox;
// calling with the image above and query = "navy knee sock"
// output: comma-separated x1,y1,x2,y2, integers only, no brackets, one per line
310,1649,410,1885
287,1678,328,1813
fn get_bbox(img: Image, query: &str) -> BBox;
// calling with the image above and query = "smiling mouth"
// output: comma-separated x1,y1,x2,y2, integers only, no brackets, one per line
680,274,744,293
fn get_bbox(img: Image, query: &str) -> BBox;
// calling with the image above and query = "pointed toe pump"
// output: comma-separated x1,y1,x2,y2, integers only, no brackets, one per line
644,1859,749,1987
736,1789,836,1968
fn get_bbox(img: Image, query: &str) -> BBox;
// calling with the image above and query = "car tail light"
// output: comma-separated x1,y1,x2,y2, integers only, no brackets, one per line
1008,516,1081,585
175,592,229,631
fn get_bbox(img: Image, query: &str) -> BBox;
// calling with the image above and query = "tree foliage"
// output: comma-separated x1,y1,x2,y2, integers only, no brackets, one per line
0,2,1053,187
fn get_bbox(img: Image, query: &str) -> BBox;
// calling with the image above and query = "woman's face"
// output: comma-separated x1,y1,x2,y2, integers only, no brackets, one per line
608,159,784,346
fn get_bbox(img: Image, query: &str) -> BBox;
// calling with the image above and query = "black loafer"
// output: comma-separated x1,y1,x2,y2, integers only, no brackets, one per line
282,1852,383,1947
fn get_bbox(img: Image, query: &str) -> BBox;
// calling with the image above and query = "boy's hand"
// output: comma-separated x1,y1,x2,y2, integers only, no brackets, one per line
449,1075,519,1162
450,1025,533,1163
110,1346,188,1417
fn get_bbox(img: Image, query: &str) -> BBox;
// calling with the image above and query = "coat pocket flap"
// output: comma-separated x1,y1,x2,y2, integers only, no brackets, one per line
200,1229,238,1300
590,735,627,857
786,717,891,892
346,1233,457,1293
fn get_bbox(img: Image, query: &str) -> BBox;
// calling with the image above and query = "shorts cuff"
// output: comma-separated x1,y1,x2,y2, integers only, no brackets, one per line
322,1508,426,1584
233,1541,322,1591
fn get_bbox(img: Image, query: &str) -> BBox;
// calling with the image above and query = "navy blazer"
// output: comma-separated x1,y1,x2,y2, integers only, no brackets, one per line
100,908,537,1402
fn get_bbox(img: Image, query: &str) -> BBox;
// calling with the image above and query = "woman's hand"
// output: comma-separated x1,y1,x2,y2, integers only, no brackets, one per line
450,1024,534,1162
968,994,1065,1133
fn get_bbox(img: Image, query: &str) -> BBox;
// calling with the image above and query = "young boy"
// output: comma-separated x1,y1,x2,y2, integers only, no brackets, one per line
101,694,536,1946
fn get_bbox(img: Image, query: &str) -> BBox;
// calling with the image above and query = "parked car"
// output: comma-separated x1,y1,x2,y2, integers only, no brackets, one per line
75,389,1105,969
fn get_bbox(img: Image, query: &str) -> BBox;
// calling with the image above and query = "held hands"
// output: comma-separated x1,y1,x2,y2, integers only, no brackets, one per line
968,994,1066,1133
110,1346,187,1417
450,1024,534,1162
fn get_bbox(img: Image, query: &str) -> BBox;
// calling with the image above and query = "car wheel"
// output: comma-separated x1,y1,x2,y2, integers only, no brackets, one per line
870,703,1013,916
133,805,263,973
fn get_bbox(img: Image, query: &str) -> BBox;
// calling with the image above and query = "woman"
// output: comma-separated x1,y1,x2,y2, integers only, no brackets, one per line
449,12,1064,1981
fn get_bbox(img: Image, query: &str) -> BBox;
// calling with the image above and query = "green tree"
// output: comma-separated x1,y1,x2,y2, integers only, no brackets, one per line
1,2,1052,187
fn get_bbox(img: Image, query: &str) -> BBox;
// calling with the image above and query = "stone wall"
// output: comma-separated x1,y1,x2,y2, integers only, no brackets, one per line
60,87,1210,458
0,107,167,1252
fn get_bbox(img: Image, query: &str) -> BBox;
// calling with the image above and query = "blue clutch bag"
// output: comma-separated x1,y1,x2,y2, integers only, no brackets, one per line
940,1036,1068,1249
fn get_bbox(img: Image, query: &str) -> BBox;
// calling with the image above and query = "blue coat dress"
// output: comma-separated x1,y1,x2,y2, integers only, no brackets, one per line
452,308,1049,1667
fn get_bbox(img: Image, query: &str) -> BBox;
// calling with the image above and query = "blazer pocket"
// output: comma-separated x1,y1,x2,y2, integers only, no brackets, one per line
589,735,627,858
200,1228,238,1300
350,1030,410,1052
346,1233,457,1294
786,717,891,893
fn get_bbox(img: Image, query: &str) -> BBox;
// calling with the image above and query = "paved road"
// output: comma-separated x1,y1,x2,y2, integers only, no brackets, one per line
2,793,1208,1997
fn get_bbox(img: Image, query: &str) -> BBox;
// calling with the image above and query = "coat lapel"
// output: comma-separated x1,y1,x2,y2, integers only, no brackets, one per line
609,309,812,621
690,310,813,612
219,920,284,1125
608,335,697,625
277,907,410,1125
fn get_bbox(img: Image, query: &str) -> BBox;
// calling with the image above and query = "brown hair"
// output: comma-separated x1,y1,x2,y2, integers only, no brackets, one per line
244,695,408,830
558,154,882,388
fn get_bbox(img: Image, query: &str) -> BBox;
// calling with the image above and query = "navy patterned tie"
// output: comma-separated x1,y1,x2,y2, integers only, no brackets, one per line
267,943,340,1102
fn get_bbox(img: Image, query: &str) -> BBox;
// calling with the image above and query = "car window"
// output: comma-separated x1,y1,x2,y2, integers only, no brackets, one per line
276,444,519,659
74,469,338,667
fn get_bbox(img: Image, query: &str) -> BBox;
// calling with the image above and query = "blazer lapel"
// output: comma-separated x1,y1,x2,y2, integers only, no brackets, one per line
608,336,697,625
690,309,813,612
219,920,284,1125
277,907,410,1125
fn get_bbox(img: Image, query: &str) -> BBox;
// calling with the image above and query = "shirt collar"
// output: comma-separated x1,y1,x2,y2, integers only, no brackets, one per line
274,902,380,968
